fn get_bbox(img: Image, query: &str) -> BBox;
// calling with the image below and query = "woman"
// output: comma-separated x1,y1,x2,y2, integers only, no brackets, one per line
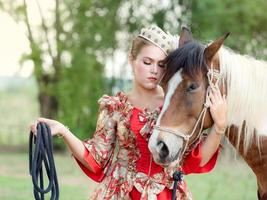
30,25,227,199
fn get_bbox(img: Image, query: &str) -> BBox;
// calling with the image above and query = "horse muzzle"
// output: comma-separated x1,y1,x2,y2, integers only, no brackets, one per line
148,128,184,165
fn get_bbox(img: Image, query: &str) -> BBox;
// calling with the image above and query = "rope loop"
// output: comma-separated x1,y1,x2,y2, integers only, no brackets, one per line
29,122,59,200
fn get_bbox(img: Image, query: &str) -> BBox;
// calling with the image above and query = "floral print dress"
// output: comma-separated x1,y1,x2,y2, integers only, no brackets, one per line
74,92,219,200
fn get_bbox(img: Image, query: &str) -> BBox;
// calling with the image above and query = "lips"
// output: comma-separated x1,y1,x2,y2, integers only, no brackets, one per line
148,77,157,81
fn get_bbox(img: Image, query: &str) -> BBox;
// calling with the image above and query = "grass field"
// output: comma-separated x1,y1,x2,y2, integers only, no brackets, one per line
186,153,257,200
0,151,257,200
0,152,97,200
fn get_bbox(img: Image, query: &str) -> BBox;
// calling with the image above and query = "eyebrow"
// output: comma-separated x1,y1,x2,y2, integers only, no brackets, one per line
142,57,164,63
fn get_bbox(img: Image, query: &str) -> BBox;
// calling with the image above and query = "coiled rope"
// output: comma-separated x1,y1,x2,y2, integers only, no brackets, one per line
29,122,59,200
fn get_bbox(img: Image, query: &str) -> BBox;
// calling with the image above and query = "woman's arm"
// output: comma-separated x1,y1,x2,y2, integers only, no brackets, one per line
62,128,96,172
200,85,227,167
30,96,118,174
31,118,95,173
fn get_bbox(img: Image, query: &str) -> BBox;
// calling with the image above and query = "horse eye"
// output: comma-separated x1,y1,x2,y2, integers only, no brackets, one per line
186,83,199,92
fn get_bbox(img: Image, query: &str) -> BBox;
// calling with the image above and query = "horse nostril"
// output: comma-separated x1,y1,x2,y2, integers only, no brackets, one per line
157,141,169,160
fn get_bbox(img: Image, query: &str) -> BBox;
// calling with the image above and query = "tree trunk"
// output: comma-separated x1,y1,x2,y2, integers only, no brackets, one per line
38,92,58,119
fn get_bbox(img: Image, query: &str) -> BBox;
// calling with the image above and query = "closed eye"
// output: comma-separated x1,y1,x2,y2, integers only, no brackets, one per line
144,61,151,65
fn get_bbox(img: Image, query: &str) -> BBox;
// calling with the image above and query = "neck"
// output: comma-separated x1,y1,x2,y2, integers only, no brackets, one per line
132,83,162,98
128,83,163,110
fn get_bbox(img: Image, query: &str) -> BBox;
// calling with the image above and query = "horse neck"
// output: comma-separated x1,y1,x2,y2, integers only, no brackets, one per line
219,47,267,151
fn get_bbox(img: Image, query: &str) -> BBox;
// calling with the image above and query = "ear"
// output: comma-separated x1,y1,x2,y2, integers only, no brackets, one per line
204,33,230,66
179,26,193,47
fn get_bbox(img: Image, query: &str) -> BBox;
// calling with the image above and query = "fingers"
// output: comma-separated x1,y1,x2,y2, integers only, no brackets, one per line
29,117,49,135
208,87,217,105
37,118,56,128
211,86,221,98
37,117,50,123
208,85,224,104
29,122,38,135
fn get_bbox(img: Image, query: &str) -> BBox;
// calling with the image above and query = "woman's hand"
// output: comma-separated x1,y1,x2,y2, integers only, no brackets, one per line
30,118,68,137
207,85,227,131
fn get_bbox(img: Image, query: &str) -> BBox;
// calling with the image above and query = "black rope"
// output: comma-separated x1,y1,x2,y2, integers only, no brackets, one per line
29,122,59,200
172,171,184,200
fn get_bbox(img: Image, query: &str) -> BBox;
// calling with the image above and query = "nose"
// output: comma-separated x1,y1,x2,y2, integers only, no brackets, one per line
157,141,169,161
150,64,158,74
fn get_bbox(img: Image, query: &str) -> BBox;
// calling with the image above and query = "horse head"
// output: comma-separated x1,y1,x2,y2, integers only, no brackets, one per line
148,27,229,166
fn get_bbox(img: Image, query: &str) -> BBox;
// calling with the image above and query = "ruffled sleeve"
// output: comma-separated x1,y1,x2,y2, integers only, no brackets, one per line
182,142,220,175
74,94,119,182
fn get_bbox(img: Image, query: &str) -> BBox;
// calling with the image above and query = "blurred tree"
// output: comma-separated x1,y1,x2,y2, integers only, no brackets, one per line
0,0,185,147
188,0,267,59
1,0,66,119
56,0,123,140
0,0,123,143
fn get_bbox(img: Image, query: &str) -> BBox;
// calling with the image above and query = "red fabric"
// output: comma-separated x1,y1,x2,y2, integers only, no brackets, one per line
129,108,173,198
131,107,163,176
74,144,104,182
182,142,219,175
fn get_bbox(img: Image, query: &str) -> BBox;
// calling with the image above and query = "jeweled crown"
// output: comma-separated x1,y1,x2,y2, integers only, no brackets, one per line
139,25,178,55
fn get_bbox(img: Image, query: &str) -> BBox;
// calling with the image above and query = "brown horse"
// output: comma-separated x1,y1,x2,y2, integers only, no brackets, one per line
148,27,267,200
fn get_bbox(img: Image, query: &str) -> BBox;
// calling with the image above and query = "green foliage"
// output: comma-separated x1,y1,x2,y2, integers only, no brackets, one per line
57,56,105,139
190,0,267,59
56,0,123,140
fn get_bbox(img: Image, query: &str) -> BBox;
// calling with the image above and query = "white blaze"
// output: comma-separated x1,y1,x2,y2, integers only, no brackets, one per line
156,69,183,125
149,69,183,156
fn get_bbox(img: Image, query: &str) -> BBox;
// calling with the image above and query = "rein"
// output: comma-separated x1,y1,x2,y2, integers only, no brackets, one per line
155,68,224,199
29,122,59,200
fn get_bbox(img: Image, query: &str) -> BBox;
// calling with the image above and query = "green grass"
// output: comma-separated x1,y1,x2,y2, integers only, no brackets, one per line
186,156,257,200
0,152,257,200
0,152,97,200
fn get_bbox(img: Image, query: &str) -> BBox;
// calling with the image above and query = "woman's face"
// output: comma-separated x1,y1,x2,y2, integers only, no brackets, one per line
132,44,166,90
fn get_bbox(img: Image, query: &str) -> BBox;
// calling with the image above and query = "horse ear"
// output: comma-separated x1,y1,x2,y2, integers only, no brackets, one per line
179,26,193,47
204,33,230,63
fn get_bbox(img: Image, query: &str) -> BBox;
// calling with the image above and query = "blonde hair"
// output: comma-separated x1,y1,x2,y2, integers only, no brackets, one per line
130,36,152,60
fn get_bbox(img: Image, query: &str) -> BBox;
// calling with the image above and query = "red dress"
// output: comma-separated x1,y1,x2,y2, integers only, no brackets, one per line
75,92,219,200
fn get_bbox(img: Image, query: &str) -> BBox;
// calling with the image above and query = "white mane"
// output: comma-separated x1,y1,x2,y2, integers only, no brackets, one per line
219,46,267,151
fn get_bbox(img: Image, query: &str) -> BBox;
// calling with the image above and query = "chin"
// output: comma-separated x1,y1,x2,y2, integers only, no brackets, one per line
144,84,158,90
